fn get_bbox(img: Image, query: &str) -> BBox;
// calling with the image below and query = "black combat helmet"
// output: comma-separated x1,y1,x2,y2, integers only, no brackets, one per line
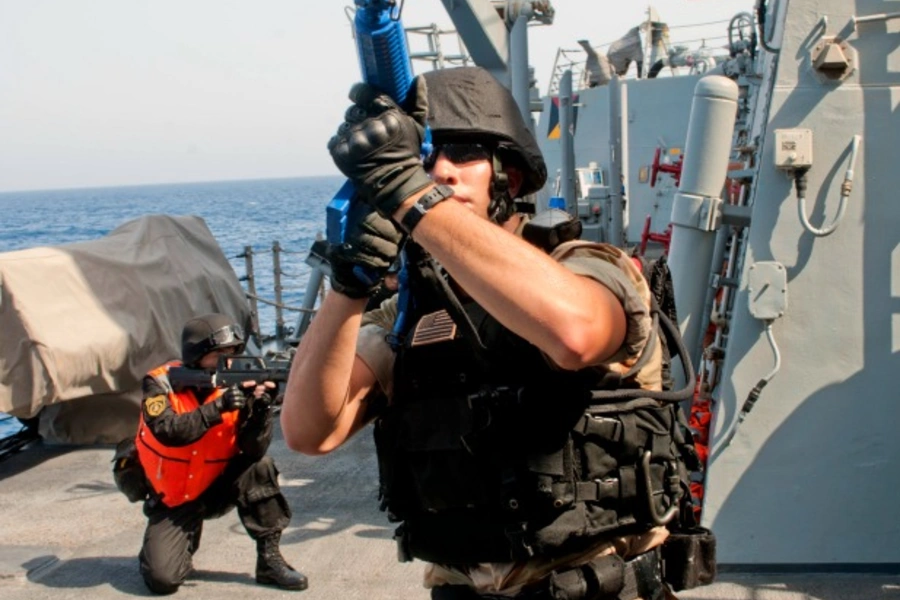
411,66,547,222
181,313,245,367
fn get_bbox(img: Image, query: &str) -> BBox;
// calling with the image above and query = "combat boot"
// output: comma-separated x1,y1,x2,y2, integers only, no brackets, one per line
256,532,308,590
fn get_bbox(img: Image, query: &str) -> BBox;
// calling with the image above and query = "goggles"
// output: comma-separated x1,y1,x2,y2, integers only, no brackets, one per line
209,324,244,348
423,143,493,171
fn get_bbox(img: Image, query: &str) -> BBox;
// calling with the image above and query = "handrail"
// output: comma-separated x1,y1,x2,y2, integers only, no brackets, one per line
853,11,900,29
235,240,323,348
245,292,317,314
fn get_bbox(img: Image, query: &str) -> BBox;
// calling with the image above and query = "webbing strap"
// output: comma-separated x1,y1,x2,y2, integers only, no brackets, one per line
619,413,639,457
428,548,666,600
574,479,620,502
571,466,638,504
578,415,623,440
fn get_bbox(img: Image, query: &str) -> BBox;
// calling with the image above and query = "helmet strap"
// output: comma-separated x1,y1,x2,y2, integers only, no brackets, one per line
487,150,514,224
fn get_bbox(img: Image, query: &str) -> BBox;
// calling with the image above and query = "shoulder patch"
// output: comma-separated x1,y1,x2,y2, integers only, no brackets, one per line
144,394,168,418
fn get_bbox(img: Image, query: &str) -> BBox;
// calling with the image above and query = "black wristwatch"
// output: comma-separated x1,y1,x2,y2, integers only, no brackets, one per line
399,184,454,234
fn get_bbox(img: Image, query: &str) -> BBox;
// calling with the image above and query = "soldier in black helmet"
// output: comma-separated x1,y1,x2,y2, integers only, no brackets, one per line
281,66,711,599
134,313,307,594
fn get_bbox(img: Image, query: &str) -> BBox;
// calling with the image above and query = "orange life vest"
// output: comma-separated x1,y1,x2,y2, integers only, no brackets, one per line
135,361,241,507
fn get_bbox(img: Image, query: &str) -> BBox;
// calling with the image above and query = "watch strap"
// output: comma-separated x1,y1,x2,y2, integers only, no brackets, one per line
399,184,454,234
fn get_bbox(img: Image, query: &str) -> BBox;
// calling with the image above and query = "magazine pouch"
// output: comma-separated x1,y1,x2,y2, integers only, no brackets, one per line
112,436,150,503
661,527,716,590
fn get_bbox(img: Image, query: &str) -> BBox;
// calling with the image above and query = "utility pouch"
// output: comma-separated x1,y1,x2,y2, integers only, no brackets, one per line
661,527,716,590
112,436,150,503
548,555,625,600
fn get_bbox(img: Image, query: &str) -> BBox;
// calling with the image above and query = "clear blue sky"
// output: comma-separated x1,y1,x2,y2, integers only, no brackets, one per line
0,0,754,192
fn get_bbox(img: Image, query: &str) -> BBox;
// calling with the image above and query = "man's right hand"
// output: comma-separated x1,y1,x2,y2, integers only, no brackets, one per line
329,201,404,299
217,385,247,413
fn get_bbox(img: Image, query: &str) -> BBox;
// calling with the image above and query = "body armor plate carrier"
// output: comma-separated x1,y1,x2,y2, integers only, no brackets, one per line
374,250,702,567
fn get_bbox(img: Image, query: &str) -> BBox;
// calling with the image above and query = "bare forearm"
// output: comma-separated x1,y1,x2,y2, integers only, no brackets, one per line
397,199,626,367
281,292,369,453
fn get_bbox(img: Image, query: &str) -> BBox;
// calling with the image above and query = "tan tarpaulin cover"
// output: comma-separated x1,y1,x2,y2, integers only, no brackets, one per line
0,214,251,443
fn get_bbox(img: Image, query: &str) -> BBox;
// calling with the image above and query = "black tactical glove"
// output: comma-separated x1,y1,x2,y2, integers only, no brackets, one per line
216,385,247,413
246,389,274,421
329,200,404,299
253,389,274,408
249,386,275,413
328,82,433,219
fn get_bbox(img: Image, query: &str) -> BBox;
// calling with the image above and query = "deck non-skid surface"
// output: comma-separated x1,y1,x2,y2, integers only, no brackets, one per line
1,423,898,599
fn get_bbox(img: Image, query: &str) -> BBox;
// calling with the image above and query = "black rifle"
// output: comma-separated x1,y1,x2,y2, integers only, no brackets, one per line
168,355,290,391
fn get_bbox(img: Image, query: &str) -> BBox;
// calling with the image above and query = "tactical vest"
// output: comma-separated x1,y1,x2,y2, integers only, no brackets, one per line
136,361,240,507
374,241,700,565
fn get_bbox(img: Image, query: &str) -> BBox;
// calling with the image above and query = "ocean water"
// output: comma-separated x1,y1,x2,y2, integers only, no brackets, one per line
0,175,343,438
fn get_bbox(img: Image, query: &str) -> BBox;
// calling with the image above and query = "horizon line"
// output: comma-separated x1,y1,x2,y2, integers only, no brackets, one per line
0,173,345,196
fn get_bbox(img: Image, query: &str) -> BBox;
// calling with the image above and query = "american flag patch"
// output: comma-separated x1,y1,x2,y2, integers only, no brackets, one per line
410,310,457,347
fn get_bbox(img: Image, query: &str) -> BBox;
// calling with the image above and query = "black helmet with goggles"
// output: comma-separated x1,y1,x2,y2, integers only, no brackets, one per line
181,313,245,367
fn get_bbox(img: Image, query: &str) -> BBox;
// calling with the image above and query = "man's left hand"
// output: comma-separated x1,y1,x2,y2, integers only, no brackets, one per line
236,381,277,414
238,380,276,401
329,200,404,299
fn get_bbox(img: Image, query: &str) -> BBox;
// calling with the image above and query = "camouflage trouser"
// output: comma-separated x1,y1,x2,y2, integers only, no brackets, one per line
138,454,290,594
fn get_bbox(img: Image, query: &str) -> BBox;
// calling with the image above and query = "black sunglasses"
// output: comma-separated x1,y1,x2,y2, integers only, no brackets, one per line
423,143,493,170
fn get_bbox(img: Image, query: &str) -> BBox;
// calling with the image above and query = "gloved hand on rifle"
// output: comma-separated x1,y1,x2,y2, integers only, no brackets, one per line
328,81,432,220
248,381,277,409
328,199,404,299
216,385,247,413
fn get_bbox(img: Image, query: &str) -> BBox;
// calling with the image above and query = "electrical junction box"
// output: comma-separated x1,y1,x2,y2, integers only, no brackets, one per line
748,261,788,320
774,129,813,169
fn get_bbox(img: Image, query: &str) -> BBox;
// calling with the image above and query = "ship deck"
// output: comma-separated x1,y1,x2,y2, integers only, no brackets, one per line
1,421,897,600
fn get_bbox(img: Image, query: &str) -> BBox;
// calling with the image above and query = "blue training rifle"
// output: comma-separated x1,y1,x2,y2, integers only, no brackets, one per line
306,0,416,281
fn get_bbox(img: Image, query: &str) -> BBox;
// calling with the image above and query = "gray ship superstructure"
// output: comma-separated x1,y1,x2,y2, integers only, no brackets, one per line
431,0,900,571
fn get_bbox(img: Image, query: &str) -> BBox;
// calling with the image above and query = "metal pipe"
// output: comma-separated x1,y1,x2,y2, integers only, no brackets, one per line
272,241,285,349
509,10,532,131
294,233,325,342
619,80,630,239
608,76,625,246
668,76,739,369
241,245,261,344
854,11,900,28
294,268,324,342
559,69,576,214
698,225,730,349
717,225,746,352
